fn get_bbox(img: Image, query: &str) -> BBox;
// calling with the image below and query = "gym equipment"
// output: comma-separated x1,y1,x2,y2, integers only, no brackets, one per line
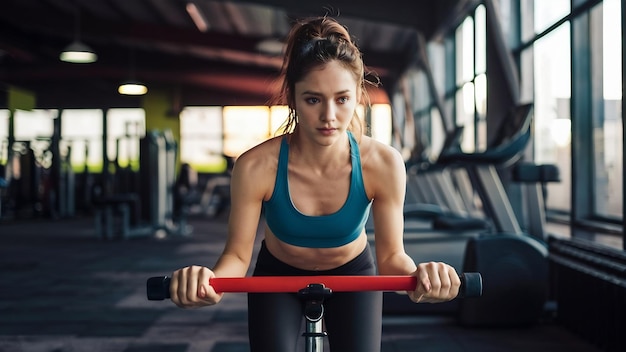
56,141,75,218
147,273,483,352
459,234,547,326
93,193,141,240
199,153,234,218
69,138,97,215
138,129,189,237
93,129,191,240
404,126,491,231
139,130,169,232
512,162,561,242
173,163,198,235
6,139,55,218
438,103,550,326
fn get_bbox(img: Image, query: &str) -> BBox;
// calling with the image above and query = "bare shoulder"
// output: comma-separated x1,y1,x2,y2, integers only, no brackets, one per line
234,135,282,171
231,135,283,199
359,136,405,174
359,136,406,198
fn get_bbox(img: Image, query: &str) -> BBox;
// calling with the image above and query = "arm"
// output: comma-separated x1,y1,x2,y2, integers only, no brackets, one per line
170,145,272,308
368,143,416,276
212,151,266,278
367,141,460,303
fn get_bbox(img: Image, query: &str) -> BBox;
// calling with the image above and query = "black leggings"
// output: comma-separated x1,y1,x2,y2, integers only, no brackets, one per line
248,241,382,352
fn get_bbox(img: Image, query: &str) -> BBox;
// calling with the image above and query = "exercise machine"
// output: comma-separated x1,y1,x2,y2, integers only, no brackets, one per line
404,126,491,231
147,273,483,352
438,103,550,326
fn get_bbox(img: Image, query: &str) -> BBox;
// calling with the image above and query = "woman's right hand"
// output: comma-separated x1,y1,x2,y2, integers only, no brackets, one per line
170,265,223,308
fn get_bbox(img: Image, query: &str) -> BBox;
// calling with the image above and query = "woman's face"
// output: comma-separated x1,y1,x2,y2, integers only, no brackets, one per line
293,60,360,145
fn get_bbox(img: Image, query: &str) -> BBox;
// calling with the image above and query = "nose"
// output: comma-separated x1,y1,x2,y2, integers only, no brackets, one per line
320,102,336,122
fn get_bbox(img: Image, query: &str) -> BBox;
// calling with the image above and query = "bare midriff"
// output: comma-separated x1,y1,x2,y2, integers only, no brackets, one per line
263,227,368,271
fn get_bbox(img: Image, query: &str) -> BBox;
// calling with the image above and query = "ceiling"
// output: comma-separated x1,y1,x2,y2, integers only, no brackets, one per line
0,0,464,110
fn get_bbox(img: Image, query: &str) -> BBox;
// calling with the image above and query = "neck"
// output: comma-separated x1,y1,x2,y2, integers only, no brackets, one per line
289,130,350,168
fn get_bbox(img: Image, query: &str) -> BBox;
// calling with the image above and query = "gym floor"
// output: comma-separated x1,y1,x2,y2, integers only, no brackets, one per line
0,214,603,352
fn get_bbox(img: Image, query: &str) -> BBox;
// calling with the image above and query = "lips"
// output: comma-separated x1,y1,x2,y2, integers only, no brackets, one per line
318,128,336,135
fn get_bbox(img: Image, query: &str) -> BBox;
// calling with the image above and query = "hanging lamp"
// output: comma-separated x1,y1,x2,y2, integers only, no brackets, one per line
118,81,148,95
118,48,147,95
60,8,97,63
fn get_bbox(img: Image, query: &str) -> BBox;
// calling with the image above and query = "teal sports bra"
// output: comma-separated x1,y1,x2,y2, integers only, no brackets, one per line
263,131,372,248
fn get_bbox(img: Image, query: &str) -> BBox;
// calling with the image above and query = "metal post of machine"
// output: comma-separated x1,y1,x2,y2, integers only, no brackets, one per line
298,284,332,352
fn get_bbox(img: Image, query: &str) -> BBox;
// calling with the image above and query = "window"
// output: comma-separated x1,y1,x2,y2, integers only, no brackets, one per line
515,0,622,247
533,0,570,36
106,108,145,170
594,0,623,219
270,105,289,136
223,106,270,157
14,109,56,141
456,17,476,153
531,23,572,213
370,104,392,145
426,40,452,161
12,109,57,170
453,5,487,153
474,5,487,151
61,109,103,172
179,106,224,173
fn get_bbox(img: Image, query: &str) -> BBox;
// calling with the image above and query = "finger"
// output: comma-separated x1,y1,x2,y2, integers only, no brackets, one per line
436,264,460,299
429,263,460,301
415,265,431,295
169,270,180,305
426,263,443,297
409,265,432,303
448,268,461,299
436,264,452,297
177,268,188,305
185,266,200,304
197,268,212,299
417,262,455,303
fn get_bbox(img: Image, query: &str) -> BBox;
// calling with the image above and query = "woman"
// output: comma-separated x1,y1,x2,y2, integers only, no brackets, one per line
170,16,460,351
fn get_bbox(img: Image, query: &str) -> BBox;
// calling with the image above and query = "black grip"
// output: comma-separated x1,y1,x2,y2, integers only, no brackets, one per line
147,276,171,300
146,273,483,301
459,272,482,298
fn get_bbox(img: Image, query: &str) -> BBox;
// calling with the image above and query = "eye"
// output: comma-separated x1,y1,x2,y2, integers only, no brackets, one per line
305,97,320,104
337,96,349,104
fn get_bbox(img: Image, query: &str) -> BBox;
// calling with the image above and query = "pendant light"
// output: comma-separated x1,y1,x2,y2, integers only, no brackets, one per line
60,7,97,63
118,81,148,95
118,48,147,96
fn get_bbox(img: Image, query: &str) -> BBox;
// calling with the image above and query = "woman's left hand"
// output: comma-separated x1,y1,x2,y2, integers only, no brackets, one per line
408,262,461,303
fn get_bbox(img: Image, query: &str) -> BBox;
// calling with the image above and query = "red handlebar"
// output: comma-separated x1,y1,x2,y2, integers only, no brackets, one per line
146,273,482,300
210,276,417,293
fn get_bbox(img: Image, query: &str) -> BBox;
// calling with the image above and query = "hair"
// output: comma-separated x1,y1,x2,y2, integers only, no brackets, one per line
274,16,379,137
